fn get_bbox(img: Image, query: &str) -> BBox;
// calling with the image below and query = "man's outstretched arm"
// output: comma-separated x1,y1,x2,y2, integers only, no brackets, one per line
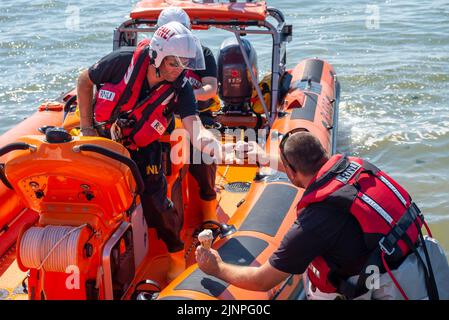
195,246,290,292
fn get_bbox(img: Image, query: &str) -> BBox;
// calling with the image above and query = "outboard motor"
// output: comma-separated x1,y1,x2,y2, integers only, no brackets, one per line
218,37,258,114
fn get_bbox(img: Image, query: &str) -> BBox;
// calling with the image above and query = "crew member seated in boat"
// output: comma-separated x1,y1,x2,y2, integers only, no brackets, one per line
76,22,232,281
157,7,220,223
196,131,449,300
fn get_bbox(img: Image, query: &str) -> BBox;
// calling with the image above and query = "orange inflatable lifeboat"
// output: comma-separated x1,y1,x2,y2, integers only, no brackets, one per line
0,1,340,300
0,100,68,260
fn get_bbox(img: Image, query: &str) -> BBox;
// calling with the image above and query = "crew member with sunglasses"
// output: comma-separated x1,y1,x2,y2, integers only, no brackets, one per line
157,7,220,224
196,130,448,300
77,21,232,281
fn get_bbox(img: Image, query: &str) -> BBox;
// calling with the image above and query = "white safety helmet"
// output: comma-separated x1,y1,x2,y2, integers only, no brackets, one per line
157,7,191,30
149,21,205,70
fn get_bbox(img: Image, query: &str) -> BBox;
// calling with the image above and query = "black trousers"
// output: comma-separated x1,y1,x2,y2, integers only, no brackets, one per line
188,110,217,201
189,143,217,201
129,142,184,253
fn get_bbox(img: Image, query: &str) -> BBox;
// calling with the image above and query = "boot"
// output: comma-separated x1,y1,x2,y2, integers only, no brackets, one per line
167,250,185,282
200,198,218,222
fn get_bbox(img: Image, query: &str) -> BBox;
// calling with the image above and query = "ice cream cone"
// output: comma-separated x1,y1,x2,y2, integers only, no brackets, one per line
198,229,213,250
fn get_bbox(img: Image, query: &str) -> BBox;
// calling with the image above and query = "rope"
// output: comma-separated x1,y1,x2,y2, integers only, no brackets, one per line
423,221,433,238
184,230,201,261
19,224,87,272
381,251,409,300
217,165,230,193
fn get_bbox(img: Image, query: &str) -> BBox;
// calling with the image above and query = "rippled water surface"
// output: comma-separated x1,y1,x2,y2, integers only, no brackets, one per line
0,0,448,253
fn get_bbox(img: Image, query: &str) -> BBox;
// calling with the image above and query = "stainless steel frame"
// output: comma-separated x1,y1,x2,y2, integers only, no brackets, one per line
112,6,292,128
101,221,132,300
331,75,341,155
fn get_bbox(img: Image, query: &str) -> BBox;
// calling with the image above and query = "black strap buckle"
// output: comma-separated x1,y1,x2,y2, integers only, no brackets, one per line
408,202,422,220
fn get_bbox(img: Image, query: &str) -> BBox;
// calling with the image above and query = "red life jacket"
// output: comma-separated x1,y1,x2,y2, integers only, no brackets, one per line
297,154,424,294
93,39,177,149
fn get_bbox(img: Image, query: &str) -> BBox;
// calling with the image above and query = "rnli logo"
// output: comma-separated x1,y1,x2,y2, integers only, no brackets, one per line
181,76,189,88
187,77,202,90
155,26,175,40
98,89,115,102
151,119,166,135
146,165,159,175
336,161,362,184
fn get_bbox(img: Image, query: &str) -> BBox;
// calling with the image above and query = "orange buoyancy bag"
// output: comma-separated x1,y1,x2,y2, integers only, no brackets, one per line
297,154,424,294
94,39,151,123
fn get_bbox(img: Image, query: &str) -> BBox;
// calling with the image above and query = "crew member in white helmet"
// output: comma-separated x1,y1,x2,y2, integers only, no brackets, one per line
77,21,232,281
157,7,220,224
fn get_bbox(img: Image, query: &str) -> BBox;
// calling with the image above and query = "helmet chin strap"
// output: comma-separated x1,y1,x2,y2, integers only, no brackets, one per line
149,49,160,77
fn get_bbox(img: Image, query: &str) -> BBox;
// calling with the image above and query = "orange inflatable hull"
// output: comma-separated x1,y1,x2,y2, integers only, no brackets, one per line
154,58,339,300
0,58,339,300
0,102,65,258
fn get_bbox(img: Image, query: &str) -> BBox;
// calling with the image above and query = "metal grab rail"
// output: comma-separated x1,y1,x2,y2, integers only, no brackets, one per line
0,142,36,189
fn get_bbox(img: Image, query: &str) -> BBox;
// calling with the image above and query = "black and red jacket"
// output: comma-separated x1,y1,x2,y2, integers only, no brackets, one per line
297,154,424,294
93,39,178,149
185,70,203,90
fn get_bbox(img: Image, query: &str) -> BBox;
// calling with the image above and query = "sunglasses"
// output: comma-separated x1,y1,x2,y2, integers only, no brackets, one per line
164,57,190,69
164,59,182,68
279,128,308,173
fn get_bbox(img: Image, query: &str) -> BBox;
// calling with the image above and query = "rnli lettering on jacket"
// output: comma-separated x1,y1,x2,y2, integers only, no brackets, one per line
184,69,219,113
297,154,423,293
185,70,203,90
93,38,177,149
